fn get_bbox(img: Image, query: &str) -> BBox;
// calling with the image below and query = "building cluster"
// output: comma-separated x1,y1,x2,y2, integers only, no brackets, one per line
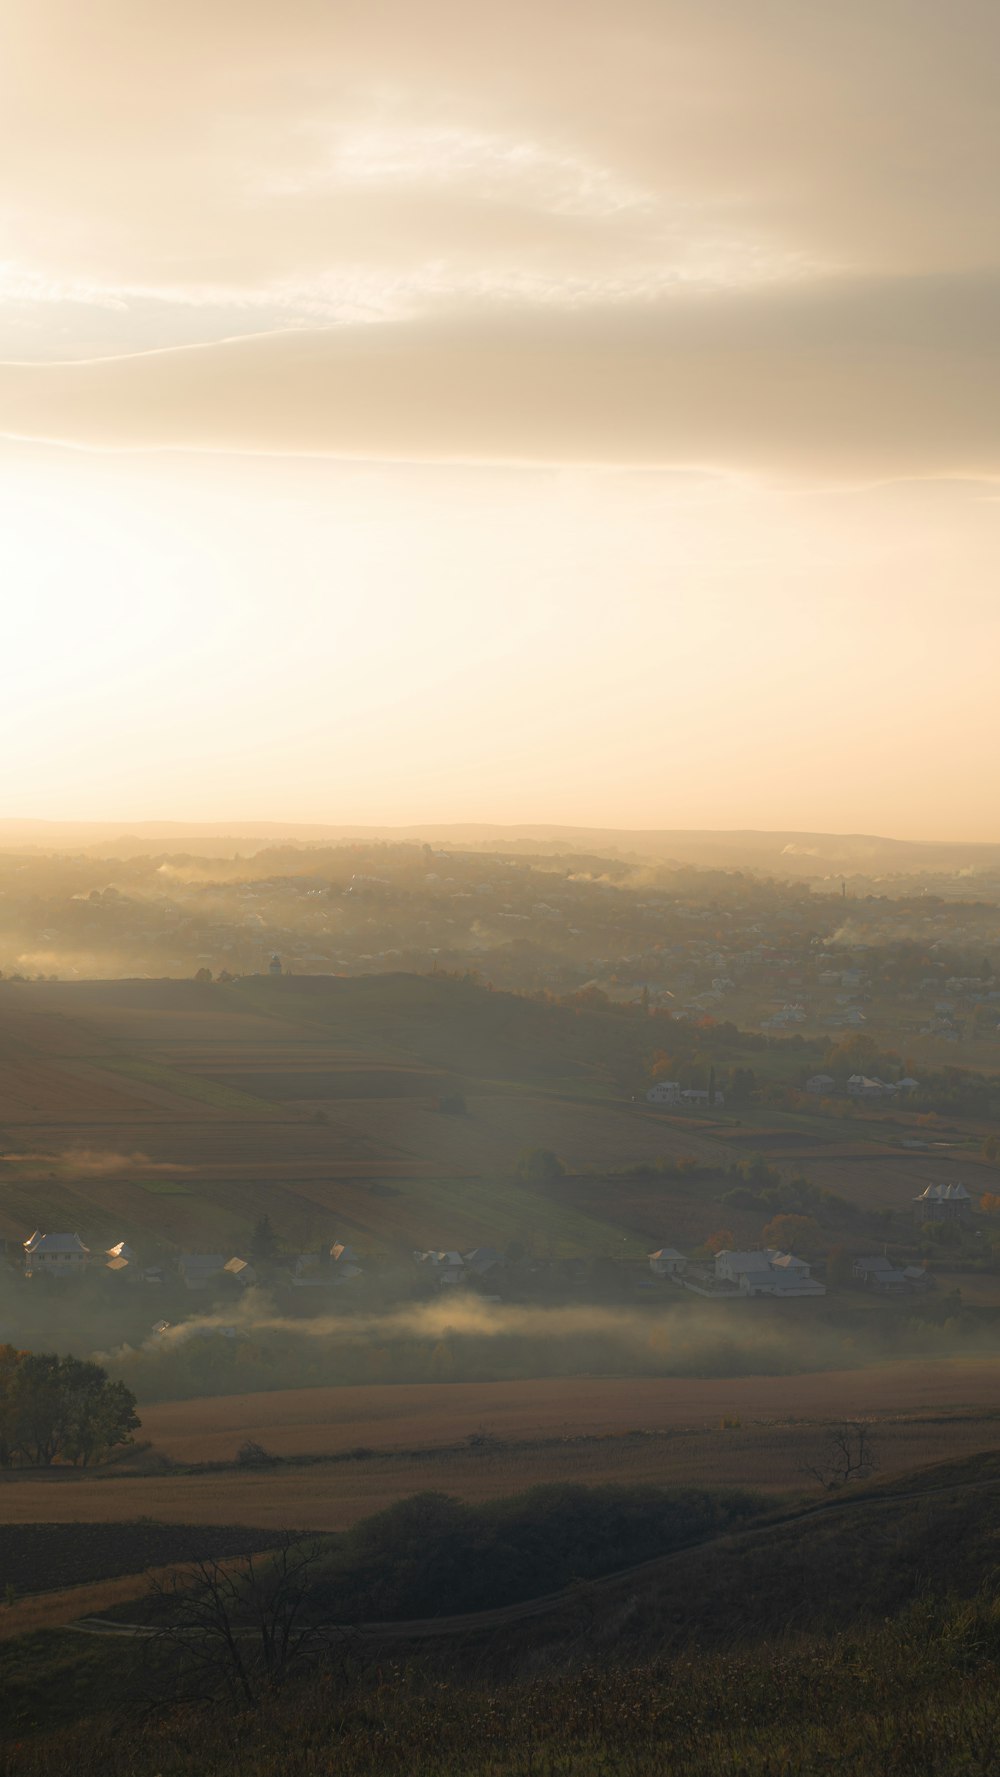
648,1246,826,1298
13,1231,511,1297
645,1081,726,1110
805,1072,920,1100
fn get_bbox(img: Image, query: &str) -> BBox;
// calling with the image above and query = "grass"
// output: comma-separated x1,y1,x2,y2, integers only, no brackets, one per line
9,1457,1000,1771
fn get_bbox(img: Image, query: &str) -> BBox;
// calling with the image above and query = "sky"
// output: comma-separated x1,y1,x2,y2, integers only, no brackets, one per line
3,0,999,839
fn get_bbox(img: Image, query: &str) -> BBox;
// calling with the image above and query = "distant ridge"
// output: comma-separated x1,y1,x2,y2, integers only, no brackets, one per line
0,818,998,876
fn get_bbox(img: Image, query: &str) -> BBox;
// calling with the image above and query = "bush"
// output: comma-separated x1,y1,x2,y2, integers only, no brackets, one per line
308,1482,763,1622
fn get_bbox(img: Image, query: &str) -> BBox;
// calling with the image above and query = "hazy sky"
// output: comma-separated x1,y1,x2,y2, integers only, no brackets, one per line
3,1,999,838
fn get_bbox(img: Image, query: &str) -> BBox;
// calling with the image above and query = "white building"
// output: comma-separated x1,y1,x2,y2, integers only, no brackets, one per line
22,1231,89,1277
853,1255,908,1288
178,1254,226,1290
646,1081,682,1106
847,1074,889,1099
714,1249,825,1297
913,1182,972,1222
805,1073,836,1096
648,1248,686,1279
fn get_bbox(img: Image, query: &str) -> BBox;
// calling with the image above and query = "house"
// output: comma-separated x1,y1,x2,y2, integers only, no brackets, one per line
853,1255,908,1289
106,1240,136,1263
464,1247,503,1275
679,1087,725,1109
414,1250,465,1286
648,1247,686,1279
330,1242,361,1265
177,1254,226,1290
846,1074,888,1099
714,1249,826,1297
222,1256,257,1286
897,1076,921,1093
903,1265,933,1289
805,1073,836,1096
646,1081,682,1106
913,1182,972,1222
22,1231,89,1276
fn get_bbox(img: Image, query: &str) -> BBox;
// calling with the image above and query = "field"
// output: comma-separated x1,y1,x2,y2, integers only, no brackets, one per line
0,1521,278,1597
0,976,712,1255
2,972,995,1261
0,1362,997,1537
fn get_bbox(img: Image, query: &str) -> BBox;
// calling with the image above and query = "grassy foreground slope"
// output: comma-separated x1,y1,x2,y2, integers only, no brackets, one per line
6,1454,1000,1772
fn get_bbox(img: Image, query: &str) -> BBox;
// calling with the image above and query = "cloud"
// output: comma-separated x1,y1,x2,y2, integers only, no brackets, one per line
2,2,1000,475
2,271,999,477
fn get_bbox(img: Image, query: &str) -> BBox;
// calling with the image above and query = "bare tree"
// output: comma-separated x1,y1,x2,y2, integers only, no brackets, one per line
144,1533,352,1708
802,1421,879,1491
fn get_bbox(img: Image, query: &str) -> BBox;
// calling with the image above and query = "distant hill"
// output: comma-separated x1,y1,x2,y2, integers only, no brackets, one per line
2,817,1000,875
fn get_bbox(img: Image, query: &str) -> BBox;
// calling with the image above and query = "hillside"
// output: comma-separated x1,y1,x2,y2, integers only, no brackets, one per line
5,816,1000,876
0,972,991,1265
0,972,701,1257
7,1453,1000,1774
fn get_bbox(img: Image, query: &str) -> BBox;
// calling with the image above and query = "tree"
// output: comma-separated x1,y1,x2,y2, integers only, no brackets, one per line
705,1228,735,1255
194,967,212,983
727,1067,757,1107
0,1352,139,1467
802,1422,878,1490
761,1213,825,1258
250,1215,279,1262
146,1534,350,1708
515,1148,566,1187
826,1246,855,1287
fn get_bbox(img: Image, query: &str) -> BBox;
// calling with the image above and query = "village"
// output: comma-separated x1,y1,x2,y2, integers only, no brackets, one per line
7,1186,964,1337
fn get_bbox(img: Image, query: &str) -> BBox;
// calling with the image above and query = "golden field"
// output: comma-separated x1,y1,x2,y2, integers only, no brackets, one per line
0,1361,997,1534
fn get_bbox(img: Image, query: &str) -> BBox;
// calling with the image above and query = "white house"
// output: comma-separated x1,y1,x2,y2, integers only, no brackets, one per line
464,1247,503,1275
853,1255,908,1289
648,1248,686,1279
913,1182,972,1222
22,1231,89,1276
847,1074,889,1099
714,1249,825,1297
646,1081,682,1106
679,1087,725,1109
805,1073,836,1096
177,1254,226,1290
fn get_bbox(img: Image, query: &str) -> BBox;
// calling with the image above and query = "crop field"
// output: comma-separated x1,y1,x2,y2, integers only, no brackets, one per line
0,1521,278,1598
134,1360,1000,1461
0,1371,994,1528
0,974,994,1259
0,979,714,1252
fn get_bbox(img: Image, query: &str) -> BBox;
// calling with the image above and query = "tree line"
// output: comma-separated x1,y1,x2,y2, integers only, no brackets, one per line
0,1347,140,1467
